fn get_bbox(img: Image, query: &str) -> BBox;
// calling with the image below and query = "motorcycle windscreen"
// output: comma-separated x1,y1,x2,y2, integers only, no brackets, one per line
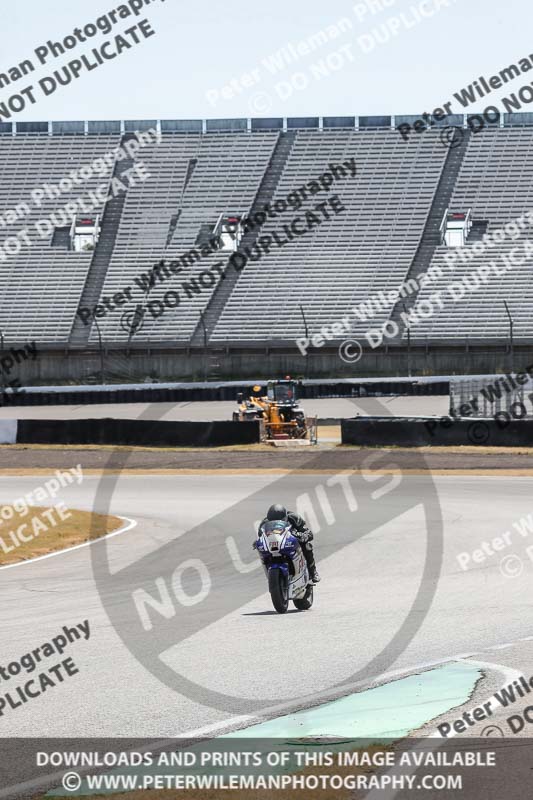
261,520,290,553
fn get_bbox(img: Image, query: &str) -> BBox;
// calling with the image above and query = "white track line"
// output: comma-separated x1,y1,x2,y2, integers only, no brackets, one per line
174,644,533,741
363,657,525,800
168,656,486,741
428,657,523,739
459,657,522,686
0,515,137,571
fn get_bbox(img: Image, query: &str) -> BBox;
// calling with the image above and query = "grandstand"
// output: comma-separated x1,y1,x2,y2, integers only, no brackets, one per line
0,130,119,342
406,126,533,342
0,114,532,382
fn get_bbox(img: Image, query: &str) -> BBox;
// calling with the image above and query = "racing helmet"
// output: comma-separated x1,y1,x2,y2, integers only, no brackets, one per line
267,504,288,521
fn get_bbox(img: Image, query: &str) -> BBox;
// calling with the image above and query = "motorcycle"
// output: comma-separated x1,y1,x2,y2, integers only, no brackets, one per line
255,519,314,614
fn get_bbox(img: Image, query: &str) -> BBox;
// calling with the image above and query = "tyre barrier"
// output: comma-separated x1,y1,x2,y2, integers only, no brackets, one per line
5,379,449,407
341,416,533,447
15,419,260,447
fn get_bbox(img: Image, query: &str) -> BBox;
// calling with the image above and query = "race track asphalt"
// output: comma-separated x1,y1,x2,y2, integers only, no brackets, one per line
0,395,449,422
1,471,532,740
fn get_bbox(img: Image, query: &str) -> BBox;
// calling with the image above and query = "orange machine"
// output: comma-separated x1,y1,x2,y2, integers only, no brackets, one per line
233,378,310,440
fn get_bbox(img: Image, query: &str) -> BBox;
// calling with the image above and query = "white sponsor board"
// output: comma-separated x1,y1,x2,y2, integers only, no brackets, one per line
0,420,17,444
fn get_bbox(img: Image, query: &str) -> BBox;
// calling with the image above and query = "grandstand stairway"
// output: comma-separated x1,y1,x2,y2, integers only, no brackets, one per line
189,131,297,354
390,129,471,336
167,158,197,246
206,349,225,381
166,212,182,247
69,139,135,346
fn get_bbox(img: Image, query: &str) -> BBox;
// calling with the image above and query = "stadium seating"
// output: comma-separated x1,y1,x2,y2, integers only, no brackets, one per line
406,127,533,342
211,128,447,342
1,119,533,350
0,133,119,342
91,131,279,343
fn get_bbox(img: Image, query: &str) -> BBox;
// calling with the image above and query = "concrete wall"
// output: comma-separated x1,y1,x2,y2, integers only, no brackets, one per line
9,345,533,385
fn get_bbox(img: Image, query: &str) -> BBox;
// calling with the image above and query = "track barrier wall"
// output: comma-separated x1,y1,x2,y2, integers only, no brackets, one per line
15,419,260,447
341,417,533,447
6,344,528,386
3,379,449,407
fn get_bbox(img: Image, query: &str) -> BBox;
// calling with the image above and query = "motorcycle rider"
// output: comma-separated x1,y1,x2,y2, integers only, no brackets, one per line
255,504,321,583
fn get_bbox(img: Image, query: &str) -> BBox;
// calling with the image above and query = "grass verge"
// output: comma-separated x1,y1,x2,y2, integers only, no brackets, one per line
0,507,123,565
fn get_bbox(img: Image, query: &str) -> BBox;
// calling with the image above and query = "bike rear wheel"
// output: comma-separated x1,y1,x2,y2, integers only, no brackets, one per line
268,569,289,613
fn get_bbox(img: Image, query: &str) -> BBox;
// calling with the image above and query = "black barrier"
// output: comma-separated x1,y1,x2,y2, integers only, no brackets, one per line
16,419,260,447
341,417,533,447
6,379,449,407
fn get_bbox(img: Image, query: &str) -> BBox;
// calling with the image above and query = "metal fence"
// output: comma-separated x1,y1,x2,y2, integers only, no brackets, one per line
450,374,533,418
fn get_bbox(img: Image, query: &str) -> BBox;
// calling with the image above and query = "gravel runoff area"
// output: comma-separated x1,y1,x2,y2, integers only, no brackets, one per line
0,446,532,471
